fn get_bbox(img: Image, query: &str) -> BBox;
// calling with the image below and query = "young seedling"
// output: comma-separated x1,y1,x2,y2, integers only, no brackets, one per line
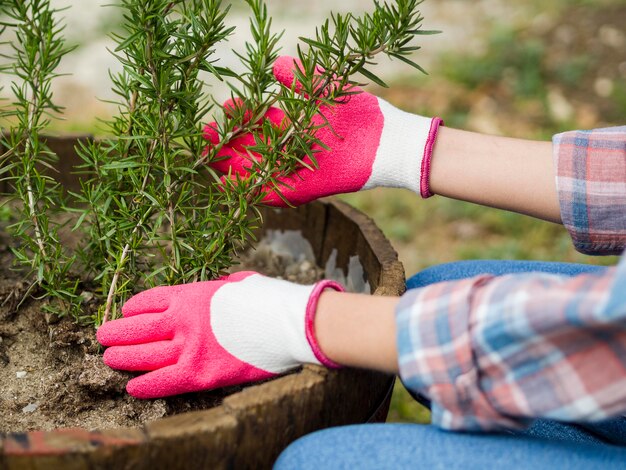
0,0,79,314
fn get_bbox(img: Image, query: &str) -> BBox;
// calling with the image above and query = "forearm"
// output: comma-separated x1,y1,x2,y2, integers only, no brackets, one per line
430,127,562,224
397,264,626,431
314,290,399,374
314,262,626,431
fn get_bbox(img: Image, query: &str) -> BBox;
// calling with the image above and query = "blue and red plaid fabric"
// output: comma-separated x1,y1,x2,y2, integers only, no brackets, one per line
554,126,626,255
397,126,626,431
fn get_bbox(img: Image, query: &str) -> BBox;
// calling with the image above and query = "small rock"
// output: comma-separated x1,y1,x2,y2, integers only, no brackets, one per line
22,402,38,413
80,291,95,303
16,370,27,378
299,261,312,273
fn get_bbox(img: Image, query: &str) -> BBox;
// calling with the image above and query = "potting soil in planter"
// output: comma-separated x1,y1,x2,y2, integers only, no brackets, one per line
0,230,329,433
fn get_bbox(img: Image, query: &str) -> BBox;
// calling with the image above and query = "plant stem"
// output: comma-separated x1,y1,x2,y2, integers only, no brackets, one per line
22,61,48,260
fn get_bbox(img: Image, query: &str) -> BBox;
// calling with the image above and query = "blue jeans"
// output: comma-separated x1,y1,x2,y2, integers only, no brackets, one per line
275,260,626,469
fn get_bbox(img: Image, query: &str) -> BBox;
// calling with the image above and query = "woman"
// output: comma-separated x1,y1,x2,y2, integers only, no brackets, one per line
98,56,626,468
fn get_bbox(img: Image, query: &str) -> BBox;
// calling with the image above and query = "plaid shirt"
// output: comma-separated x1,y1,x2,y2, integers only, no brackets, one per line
397,126,626,431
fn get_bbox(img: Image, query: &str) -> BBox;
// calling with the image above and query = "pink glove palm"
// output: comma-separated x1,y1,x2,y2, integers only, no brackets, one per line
97,271,343,399
204,56,443,206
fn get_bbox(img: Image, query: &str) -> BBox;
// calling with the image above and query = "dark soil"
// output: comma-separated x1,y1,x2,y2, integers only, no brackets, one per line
0,230,323,433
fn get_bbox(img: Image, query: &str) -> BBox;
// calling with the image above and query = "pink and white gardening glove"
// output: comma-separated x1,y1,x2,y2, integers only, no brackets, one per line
203,55,443,206
96,272,343,399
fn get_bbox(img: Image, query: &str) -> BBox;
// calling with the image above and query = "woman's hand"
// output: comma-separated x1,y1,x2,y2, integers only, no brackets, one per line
97,271,343,399
204,56,443,207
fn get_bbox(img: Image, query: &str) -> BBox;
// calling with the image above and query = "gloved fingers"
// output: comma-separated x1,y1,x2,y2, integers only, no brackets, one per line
206,108,287,175
202,100,251,155
264,106,287,128
223,98,287,127
97,312,175,346
204,121,246,171
273,55,361,100
273,55,307,94
125,364,191,399
259,183,291,207
217,172,249,193
260,161,332,206
121,284,186,317
209,154,242,174
272,55,333,98
219,170,288,199
102,340,182,371
259,173,305,207
222,100,286,131
222,97,253,123
208,132,259,175
203,122,220,145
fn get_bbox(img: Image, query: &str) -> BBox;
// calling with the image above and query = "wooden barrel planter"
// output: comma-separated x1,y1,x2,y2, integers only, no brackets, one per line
0,136,406,469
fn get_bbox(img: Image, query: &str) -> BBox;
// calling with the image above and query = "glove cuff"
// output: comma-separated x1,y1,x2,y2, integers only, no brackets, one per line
419,117,444,198
363,98,443,197
305,280,345,369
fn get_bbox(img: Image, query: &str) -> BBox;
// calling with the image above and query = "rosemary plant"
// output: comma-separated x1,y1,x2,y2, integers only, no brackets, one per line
0,0,79,314
1,0,435,325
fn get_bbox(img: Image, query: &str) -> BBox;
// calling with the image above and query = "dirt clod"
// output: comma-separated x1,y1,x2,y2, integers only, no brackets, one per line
78,354,129,395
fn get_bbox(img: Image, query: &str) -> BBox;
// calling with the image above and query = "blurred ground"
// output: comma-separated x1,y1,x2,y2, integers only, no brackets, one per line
0,0,546,125
2,0,625,425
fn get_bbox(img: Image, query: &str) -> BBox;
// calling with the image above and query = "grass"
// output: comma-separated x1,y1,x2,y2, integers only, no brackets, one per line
387,381,431,424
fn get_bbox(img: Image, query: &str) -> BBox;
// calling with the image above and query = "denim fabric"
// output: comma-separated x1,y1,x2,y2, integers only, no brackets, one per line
580,419,626,446
274,424,626,470
405,259,607,290
275,260,625,468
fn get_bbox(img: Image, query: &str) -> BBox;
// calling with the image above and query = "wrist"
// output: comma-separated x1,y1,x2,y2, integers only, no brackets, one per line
305,280,345,368
314,290,400,374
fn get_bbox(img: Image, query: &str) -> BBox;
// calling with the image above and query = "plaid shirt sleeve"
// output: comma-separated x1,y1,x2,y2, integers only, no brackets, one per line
397,126,626,431
554,126,626,255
